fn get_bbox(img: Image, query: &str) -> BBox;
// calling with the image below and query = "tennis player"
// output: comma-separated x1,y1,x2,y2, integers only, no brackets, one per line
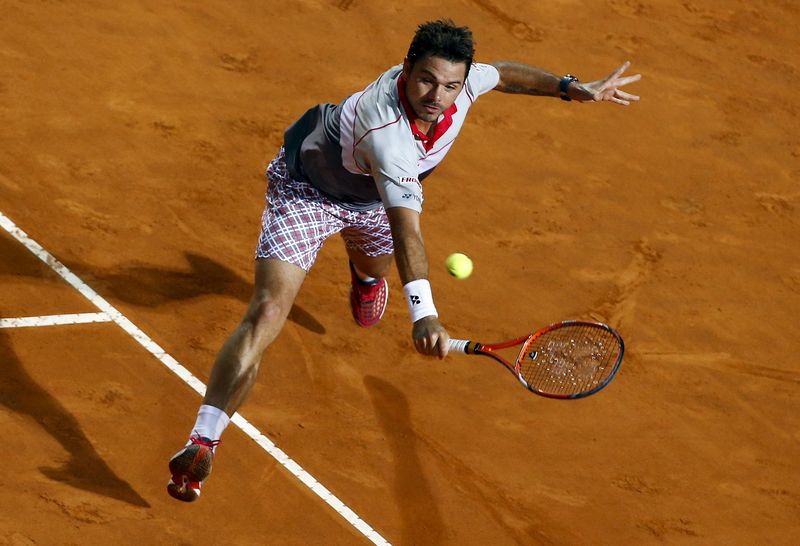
167,19,641,501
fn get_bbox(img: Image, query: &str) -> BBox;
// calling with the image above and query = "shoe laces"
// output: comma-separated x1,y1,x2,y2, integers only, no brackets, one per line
189,435,222,449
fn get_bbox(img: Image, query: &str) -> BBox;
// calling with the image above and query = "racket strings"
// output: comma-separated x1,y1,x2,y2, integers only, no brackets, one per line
518,324,619,396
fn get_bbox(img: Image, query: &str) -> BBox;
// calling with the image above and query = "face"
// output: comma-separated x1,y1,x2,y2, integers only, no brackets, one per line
402,55,467,124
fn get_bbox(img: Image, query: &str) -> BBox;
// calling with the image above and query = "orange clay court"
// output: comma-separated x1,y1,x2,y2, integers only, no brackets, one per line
1,1,798,545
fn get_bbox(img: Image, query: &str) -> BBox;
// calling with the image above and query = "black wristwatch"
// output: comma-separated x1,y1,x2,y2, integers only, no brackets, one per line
559,74,579,101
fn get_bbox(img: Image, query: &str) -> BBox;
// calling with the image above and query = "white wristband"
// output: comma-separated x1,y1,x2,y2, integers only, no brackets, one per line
403,279,438,323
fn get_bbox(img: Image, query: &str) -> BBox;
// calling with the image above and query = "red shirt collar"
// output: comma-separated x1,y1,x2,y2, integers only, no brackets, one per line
397,74,457,152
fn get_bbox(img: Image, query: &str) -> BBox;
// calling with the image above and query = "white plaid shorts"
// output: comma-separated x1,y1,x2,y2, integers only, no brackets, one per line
255,148,395,271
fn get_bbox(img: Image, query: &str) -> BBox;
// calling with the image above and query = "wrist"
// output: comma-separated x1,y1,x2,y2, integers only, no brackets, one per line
558,74,579,101
403,279,438,323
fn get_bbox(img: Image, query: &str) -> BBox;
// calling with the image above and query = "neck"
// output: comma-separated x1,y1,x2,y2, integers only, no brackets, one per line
414,118,434,135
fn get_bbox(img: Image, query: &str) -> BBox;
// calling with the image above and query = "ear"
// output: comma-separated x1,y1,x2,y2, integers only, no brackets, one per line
402,57,411,78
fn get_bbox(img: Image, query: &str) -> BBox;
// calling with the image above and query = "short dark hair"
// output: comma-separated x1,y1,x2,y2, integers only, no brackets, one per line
406,20,475,79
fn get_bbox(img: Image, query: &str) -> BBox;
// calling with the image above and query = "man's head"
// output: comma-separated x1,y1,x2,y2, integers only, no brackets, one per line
402,20,475,124
406,19,475,78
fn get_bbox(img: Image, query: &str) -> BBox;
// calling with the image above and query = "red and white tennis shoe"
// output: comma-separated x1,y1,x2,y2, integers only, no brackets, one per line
167,435,220,502
349,262,388,328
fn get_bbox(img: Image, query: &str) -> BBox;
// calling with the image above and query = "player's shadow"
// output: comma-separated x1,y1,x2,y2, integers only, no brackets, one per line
364,376,445,545
0,234,324,334
0,327,150,507
90,252,253,306
87,252,325,334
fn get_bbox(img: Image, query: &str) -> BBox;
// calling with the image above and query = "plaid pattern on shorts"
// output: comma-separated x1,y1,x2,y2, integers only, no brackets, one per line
255,148,395,271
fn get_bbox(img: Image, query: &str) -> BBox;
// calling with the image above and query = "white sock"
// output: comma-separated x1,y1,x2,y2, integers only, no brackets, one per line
188,404,230,446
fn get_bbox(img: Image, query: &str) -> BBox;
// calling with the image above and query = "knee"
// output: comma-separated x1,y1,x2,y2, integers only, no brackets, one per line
353,256,393,279
246,297,289,338
363,263,391,279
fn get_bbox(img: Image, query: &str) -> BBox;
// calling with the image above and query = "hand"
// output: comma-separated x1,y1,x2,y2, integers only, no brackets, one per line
411,315,450,359
572,61,641,105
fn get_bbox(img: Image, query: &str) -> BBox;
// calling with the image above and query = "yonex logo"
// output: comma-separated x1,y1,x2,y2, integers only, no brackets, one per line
401,193,422,203
409,295,420,305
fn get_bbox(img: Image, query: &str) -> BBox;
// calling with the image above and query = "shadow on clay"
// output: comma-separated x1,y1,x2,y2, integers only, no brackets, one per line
0,327,150,507
364,375,445,545
0,234,324,334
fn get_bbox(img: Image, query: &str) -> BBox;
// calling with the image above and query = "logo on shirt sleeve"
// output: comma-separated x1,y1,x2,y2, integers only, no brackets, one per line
398,176,422,203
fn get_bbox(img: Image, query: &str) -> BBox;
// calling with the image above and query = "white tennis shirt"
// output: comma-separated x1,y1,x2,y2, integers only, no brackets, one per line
283,62,500,212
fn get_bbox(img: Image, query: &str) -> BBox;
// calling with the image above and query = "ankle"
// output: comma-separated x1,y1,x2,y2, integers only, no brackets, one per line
350,261,379,284
189,404,230,446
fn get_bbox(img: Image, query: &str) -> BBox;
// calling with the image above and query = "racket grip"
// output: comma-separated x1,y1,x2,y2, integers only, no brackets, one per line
449,339,471,354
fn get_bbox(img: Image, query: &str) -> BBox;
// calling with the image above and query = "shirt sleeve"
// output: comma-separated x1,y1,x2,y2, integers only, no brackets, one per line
466,62,501,98
356,130,424,213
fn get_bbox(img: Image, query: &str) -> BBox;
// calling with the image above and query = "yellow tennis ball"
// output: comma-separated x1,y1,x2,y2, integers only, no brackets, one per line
445,253,473,279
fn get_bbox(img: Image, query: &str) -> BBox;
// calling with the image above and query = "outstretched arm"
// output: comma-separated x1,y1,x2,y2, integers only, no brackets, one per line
490,60,641,105
386,206,450,359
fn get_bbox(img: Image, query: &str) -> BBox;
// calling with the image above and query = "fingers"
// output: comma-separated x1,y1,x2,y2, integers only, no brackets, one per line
414,334,450,358
580,63,642,105
597,63,641,91
596,61,630,90
412,322,451,359
592,85,641,105
414,335,433,355
617,89,640,101
614,74,642,87
436,333,450,359
598,74,641,94
605,61,630,83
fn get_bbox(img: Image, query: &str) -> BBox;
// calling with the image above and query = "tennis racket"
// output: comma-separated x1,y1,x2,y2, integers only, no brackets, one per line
448,320,624,399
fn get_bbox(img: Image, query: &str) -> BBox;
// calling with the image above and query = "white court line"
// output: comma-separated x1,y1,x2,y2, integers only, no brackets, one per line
0,210,391,546
0,312,112,329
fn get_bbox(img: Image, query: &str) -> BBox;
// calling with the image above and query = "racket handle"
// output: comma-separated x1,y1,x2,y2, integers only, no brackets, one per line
449,338,472,354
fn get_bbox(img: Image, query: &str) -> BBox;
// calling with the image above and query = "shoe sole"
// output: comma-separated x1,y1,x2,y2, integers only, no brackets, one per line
167,475,200,502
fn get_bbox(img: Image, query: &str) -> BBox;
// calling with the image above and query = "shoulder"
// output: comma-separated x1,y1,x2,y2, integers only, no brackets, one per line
352,65,404,126
465,62,501,99
350,66,414,151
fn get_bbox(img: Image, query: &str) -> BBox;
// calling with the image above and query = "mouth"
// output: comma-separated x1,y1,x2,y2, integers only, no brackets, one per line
421,103,440,115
